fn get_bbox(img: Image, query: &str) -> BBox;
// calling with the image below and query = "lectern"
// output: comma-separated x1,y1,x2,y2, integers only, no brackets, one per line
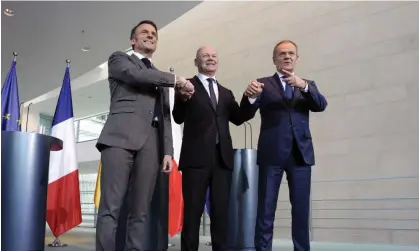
227,122,259,251
227,149,259,251
1,131,63,251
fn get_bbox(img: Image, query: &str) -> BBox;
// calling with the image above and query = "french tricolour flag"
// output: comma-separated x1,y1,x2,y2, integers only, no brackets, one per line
46,65,82,237
168,87,184,236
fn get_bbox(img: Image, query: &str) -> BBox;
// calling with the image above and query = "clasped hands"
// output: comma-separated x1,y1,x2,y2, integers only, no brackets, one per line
175,76,195,100
244,69,307,98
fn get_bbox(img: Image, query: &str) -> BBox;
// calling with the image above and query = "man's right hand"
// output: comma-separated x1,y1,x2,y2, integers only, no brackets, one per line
244,80,264,98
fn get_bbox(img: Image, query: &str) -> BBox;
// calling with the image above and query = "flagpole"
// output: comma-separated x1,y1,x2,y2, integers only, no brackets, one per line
13,52,25,128
47,59,72,249
168,67,176,248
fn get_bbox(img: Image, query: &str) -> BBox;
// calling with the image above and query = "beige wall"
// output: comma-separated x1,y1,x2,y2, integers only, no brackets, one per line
154,1,419,245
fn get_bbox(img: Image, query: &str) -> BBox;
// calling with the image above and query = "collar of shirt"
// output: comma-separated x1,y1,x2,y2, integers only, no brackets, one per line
276,71,294,79
276,71,295,89
132,51,152,62
197,73,216,85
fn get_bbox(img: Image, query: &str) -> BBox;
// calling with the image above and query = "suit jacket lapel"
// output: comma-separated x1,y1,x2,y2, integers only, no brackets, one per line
129,54,147,69
269,74,288,107
193,76,217,113
215,80,226,114
291,87,301,107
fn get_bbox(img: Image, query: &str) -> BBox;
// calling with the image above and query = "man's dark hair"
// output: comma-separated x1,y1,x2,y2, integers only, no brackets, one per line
272,40,298,57
130,20,158,49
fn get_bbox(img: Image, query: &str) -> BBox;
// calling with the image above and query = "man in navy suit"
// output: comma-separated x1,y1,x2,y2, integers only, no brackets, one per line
240,40,327,251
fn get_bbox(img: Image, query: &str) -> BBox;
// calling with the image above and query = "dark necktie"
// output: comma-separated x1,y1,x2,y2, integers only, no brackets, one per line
141,58,161,123
207,78,219,143
141,58,152,69
282,76,293,100
207,78,217,109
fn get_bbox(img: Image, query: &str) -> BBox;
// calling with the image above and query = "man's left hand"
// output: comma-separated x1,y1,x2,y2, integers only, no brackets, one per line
281,69,307,89
162,155,173,173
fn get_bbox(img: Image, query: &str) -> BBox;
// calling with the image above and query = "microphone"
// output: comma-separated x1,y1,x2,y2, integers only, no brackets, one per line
25,103,33,132
18,102,24,130
245,121,253,149
243,122,248,149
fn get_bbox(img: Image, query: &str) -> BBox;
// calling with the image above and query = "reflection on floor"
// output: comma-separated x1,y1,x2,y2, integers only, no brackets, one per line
45,228,419,251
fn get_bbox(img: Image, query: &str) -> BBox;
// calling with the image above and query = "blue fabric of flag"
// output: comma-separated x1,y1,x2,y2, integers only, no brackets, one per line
52,66,74,127
1,61,21,131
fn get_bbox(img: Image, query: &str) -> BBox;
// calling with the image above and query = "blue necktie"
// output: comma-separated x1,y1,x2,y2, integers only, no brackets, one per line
283,77,293,100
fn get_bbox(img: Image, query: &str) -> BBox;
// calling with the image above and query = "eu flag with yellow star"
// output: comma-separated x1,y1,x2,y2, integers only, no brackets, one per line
1,60,21,131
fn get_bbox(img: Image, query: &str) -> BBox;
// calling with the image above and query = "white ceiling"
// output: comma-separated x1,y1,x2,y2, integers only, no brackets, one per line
30,78,112,118
1,1,201,107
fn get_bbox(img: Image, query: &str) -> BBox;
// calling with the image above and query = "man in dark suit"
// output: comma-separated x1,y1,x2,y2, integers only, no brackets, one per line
172,45,247,251
240,40,328,251
95,20,194,251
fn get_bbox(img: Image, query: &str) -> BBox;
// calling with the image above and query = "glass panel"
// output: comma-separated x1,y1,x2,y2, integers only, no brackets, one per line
79,174,98,228
74,120,79,140
39,113,53,135
77,113,108,142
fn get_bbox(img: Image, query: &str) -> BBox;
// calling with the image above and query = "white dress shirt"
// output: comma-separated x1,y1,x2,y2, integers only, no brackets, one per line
248,72,308,104
132,51,149,62
197,73,219,103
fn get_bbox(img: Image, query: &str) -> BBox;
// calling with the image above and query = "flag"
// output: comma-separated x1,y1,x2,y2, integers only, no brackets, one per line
94,162,101,209
168,87,184,237
46,65,82,237
1,60,21,131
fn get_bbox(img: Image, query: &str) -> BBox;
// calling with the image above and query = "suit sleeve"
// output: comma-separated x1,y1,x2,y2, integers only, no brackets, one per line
172,88,188,125
228,90,249,126
108,51,175,88
163,88,174,157
239,93,260,121
300,80,328,112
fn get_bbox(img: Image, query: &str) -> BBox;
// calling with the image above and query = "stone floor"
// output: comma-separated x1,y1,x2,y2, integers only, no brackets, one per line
45,228,419,251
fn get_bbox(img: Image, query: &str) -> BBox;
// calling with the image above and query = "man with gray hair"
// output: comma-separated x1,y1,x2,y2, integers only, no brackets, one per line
241,40,327,251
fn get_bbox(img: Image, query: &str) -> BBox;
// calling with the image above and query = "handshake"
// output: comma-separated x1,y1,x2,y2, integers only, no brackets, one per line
175,76,195,100
244,80,264,98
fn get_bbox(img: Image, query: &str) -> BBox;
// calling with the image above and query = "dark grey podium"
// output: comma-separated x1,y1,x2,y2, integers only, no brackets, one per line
227,148,259,251
1,131,63,251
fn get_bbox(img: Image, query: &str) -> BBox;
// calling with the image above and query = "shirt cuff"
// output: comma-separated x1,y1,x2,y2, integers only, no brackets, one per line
248,97,257,104
301,82,309,92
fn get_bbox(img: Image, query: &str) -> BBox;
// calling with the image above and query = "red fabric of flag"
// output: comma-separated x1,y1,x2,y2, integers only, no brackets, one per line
168,159,183,237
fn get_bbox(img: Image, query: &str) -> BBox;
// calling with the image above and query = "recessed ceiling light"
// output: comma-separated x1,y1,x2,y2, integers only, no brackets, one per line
82,46,90,52
4,8,15,17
